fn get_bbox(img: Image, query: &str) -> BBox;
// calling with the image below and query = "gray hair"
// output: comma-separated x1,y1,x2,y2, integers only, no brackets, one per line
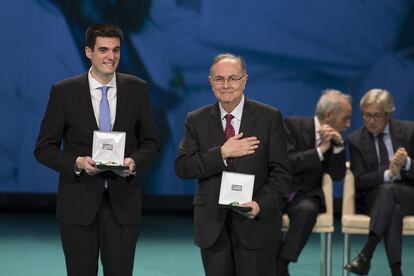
209,53,247,76
315,89,352,119
360,88,395,113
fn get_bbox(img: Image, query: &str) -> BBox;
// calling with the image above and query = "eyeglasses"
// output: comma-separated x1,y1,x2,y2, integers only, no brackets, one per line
362,112,388,121
211,74,245,86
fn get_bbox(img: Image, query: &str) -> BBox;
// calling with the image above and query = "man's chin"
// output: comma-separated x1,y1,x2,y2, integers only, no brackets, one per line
102,65,117,73
219,97,234,103
103,69,116,75
367,128,379,135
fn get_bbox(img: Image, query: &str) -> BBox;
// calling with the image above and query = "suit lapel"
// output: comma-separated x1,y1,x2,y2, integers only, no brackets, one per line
77,73,99,130
304,117,316,147
208,103,226,145
389,120,404,151
239,99,257,136
113,73,127,131
233,99,257,168
361,127,378,169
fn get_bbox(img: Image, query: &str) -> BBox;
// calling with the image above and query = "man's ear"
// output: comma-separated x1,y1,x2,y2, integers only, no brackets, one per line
242,74,248,89
208,76,213,86
85,47,92,59
324,110,333,122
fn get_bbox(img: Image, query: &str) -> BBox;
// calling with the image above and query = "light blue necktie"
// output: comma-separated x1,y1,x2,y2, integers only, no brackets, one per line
99,86,110,189
99,86,111,131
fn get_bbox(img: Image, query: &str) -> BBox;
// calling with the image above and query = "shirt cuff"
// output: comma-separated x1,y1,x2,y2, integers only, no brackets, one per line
404,157,412,171
384,169,401,183
316,147,324,161
332,145,345,154
74,157,82,175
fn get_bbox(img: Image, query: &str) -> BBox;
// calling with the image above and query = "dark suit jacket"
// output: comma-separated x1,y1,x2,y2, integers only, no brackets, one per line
348,120,414,210
348,119,414,206
34,73,160,226
175,98,291,249
284,116,346,207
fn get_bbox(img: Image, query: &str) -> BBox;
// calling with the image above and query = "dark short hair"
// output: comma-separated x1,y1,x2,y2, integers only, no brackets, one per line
85,23,123,50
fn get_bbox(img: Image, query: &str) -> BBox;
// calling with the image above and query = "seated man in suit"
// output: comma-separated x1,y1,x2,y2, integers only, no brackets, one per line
175,53,291,276
277,89,351,276
345,89,414,276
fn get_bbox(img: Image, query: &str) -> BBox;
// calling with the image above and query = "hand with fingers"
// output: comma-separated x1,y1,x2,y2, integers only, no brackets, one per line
220,132,260,159
318,124,343,153
390,147,408,176
240,201,261,219
112,157,136,177
75,156,102,175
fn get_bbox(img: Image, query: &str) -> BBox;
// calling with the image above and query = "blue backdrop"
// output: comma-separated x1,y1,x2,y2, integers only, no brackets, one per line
1,0,414,196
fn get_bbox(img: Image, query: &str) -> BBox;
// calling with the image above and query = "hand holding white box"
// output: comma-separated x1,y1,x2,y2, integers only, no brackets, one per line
92,131,128,170
219,171,255,212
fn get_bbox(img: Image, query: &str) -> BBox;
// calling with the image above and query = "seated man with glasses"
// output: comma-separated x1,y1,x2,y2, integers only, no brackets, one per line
345,89,414,276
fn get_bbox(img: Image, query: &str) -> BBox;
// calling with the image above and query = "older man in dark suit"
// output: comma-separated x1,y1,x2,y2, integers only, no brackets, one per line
277,90,351,276
34,23,160,276
175,53,291,276
345,89,414,276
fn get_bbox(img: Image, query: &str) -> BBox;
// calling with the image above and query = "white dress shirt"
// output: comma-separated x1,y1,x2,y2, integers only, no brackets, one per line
219,95,245,165
75,69,117,175
88,68,117,129
219,95,245,134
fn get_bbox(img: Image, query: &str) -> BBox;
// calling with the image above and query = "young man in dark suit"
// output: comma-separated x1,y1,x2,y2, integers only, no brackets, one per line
34,23,160,276
345,89,414,276
278,90,351,276
175,53,292,276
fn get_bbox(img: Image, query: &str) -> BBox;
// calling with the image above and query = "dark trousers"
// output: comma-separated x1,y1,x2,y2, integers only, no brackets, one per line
59,190,139,276
363,183,414,265
201,214,277,276
278,197,321,262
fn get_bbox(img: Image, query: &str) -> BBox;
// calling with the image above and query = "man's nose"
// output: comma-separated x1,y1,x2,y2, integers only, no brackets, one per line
222,79,230,88
107,50,115,59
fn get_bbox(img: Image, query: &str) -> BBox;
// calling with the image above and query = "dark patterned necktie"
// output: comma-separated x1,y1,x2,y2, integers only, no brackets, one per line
224,114,235,140
377,133,390,172
224,114,235,166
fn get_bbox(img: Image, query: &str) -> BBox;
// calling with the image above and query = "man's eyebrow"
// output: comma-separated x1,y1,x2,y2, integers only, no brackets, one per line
98,46,121,50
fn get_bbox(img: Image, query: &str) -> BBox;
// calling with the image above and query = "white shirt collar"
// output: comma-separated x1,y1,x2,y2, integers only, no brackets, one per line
314,116,323,146
219,95,245,121
88,67,117,90
314,116,321,132
376,123,390,137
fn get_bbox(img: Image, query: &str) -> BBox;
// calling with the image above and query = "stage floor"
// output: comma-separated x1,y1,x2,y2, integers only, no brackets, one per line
0,213,413,276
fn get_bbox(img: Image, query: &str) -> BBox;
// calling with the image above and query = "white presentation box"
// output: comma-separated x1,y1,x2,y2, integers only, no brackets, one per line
92,131,128,170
